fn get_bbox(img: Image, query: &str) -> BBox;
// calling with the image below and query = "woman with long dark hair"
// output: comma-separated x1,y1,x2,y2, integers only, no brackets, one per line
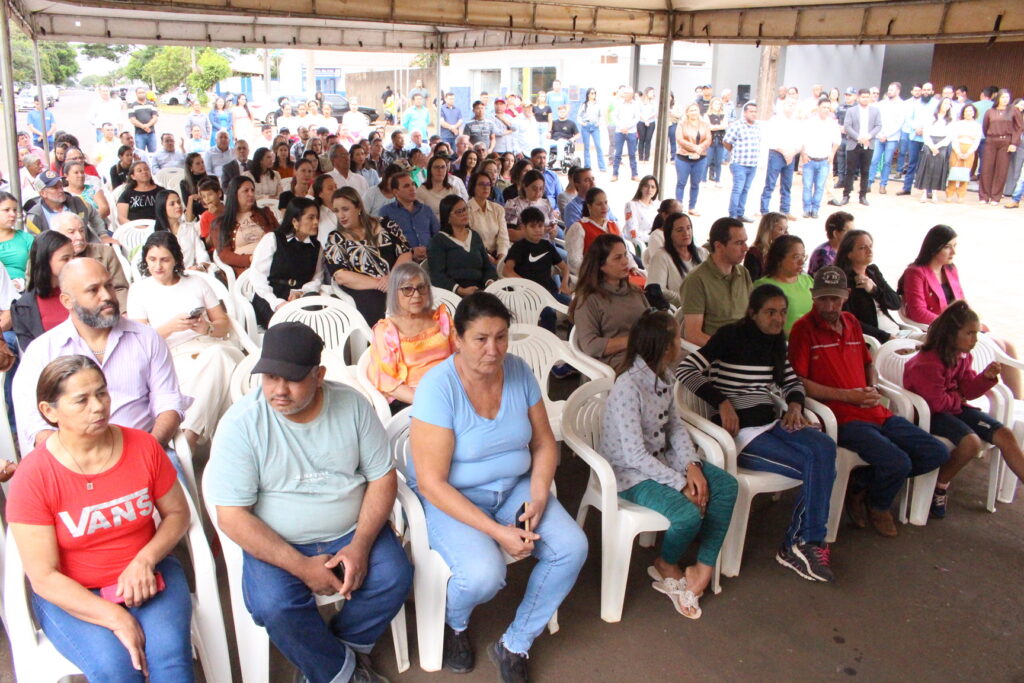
833,229,901,342
232,93,255,145
350,143,379,187
578,87,606,171
675,283,837,583
914,97,953,202
312,173,339,244
212,175,277,277
273,140,295,180
904,301,1024,517
569,233,648,368
602,311,737,617
276,158,316,210
327,186,411,326
427,195,497,297
180,152,209,221
646,212,707,307
743,212,788,281
565,187,621,275
980,89,1023,204
153,189,210,271
248,197,323,327
416,155,461,219
454,149,480,183
624,175,659,243
116,161,161,223
244,147,286,200
12,231,73,349
130,231,239,449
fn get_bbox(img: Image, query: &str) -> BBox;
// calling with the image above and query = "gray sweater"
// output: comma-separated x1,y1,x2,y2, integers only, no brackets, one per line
572,280,648,369
601,357,700,492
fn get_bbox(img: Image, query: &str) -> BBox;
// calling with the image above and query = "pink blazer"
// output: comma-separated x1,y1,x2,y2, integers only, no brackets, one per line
904,348,996,415
900,264,965,325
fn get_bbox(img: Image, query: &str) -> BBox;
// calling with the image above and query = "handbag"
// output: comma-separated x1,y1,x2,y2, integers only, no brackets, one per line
947,166,970,183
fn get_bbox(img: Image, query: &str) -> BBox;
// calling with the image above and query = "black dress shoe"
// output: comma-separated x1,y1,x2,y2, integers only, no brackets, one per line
828,197,849,206
896,190,911,196
859,196,870,206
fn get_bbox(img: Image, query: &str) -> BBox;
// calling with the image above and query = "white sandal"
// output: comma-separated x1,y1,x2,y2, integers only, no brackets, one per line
647,566,702,619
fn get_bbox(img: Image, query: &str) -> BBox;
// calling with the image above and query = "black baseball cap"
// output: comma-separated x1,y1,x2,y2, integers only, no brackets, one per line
252,322,324,381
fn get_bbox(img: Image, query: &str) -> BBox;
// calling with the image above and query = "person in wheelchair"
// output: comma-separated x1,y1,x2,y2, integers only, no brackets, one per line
548,105,580,173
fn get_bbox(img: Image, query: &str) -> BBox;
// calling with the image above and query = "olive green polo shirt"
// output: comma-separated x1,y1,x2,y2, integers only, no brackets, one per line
680,259,753,336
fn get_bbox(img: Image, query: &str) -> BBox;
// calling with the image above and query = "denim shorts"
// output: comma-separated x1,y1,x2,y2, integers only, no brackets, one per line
930,405,1003,445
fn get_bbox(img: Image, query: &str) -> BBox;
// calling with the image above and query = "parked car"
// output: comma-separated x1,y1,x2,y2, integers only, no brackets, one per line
159,86,191,106
320,93,379,123
15,90,36,111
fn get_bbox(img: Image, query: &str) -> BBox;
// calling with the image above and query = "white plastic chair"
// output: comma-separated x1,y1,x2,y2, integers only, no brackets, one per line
210,249,237,292
183,270,260,355
231,269,263,346
268,296,372,364
255,197,284,223
111,245,134,285
507,324,614,441
325,280,359,307
112,219,157,262
228,349,391,424
974,334,1022,503
567,325,614,379
202,475,410,682
430,286,462,318
355,347,400,413
875,338,1009,515
674,382,802,577
564,378,725,623
386,410,558,672
3,494,232,683
108,184,126,230
894,308,930,333
154,166,186,191
485,278,569,327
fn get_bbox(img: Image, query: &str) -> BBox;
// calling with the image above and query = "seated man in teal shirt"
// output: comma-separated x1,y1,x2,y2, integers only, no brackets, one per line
205,322,412,683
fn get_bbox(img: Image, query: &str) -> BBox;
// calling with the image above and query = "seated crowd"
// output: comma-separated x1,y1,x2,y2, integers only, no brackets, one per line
2,109,1023,683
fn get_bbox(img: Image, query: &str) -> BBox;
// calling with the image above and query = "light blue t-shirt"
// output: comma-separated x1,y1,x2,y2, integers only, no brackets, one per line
204,381,392,544
410,353,542,493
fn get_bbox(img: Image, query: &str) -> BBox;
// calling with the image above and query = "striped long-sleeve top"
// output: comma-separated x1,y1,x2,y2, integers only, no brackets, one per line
674,319,805,429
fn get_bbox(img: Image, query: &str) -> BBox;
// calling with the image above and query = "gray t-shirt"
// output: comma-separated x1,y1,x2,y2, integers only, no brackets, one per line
204,381,392,544
464,118,494,146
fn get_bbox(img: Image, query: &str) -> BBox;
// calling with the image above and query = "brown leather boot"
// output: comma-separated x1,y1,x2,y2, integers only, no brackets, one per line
869,508,898,537
845,488,868,529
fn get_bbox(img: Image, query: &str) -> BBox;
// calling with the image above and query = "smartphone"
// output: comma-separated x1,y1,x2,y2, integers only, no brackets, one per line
331,562,346,581
515,502,531,533
187,306,205,319
100,572,165,604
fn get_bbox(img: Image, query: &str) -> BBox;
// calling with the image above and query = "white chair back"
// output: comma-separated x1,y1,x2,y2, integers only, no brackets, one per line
113,219,156,262
182,270,260,354
874,338,921,388
232,269,263,344
154,166,186,190
268,295,372,364
431,286,462,318
485,278,568,327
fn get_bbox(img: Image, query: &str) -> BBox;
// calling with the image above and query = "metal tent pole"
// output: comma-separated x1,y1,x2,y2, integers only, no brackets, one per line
32,37,50,159
0,0,23,204
435,41,443,138
652,17,674,190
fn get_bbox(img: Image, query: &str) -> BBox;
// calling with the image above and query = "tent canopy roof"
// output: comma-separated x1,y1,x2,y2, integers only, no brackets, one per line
8,0,1023,51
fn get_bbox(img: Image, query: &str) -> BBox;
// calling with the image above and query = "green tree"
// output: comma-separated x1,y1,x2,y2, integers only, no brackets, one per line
186,49,230,106
141,45,191,93
7,22,80,84
122,45,160,83
79,43,132,61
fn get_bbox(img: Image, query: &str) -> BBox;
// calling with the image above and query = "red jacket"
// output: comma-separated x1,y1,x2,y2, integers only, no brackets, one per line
904,348,996,415
900,264,964,325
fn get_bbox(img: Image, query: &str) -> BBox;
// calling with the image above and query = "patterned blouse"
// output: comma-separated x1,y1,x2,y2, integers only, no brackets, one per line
323,217,410,278
368,305,457,397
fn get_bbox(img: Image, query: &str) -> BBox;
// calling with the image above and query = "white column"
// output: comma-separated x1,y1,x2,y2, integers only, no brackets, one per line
0,1,22,204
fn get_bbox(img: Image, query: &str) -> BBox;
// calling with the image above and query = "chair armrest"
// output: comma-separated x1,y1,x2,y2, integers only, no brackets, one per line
565,348,615,381
879,379,932,432
677,405,737,475
229,318,260,355
561,431,621,526
394,477,435,563
803,397,838,440
876,383,911,418
686,425,726,470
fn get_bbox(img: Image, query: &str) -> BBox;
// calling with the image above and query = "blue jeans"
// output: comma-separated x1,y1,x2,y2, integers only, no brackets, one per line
674,155,708,210
242,527,413,683
3,330,18,437
539,290,572,332
739,423,837,547
134,130,157,153
728,163,757,218
707,140,726,182
801,159,830,214
667,123,678,159
1012,163,1024,201
581,123,605,171
898,131,912,174
868,139,899,187
440,130,457,147
901,140,923,192
32,556,193,683
760,150,796,214
613,132,638,178
838,416,948,510
417,475,587,655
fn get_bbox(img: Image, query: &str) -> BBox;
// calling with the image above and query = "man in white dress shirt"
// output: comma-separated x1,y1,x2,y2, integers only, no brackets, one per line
326,144,369,197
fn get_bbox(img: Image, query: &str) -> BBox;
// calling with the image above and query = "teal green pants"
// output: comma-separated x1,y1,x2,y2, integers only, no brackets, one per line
619,463,738,566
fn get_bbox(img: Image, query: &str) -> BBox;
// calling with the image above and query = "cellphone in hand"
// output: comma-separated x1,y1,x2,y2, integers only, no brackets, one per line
187,306,205,319
515,502,531,533
331,562,345,581
100,572,166,603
